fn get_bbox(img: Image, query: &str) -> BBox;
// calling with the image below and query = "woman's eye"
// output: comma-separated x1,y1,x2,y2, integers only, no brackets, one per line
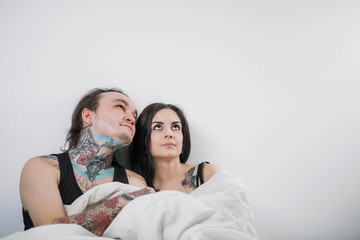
153,125,162,130
172,125,181,130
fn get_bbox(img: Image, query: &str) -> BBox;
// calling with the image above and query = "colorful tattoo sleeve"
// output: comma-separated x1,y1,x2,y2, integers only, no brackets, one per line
54,187,154,236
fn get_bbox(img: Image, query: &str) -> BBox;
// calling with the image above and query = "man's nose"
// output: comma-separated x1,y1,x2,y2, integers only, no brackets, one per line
124,112,135,125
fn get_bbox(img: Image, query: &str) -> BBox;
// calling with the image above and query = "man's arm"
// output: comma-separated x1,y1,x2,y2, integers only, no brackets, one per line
54,187,154,236
21,156,154,236
20,156,66,226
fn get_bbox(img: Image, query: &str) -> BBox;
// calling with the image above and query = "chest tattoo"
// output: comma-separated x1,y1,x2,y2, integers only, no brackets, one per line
181,167,197,190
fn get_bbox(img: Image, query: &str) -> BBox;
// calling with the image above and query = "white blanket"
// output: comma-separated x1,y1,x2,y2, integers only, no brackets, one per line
2,171,257,240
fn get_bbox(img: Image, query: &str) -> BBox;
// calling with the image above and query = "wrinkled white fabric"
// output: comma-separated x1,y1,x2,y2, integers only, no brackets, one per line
2,170,257,240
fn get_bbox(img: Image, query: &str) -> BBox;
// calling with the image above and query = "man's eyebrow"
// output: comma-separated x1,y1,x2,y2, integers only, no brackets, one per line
112,99,128,105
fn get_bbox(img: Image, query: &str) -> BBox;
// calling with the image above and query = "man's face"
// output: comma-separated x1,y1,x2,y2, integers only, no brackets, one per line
88,92,137,146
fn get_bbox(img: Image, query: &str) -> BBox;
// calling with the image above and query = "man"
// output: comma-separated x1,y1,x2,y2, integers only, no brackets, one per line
20,88,153,236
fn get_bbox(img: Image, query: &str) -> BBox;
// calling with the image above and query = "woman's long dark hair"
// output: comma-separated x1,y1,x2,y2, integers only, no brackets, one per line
130,103,191,187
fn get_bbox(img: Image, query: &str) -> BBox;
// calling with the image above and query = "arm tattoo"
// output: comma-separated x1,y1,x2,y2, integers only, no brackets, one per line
54,187,155,236
127,187,153,198
137,177,147,187
181,167,197,190
38,155,59,170
127,172,147,187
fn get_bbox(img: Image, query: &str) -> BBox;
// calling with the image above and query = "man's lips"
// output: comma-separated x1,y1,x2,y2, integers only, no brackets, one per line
121,124,133,132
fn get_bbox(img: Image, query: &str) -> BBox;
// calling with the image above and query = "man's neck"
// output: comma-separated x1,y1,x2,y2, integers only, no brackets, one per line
69,127,122,181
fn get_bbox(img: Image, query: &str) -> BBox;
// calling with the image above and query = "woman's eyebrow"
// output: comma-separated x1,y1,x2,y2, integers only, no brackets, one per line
152,121,181,125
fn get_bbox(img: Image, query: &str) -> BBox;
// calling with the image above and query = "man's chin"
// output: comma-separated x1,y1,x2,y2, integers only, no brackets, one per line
117,133,133,146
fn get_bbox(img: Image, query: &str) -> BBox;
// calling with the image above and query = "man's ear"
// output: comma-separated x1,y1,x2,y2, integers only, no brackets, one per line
82,108,93,126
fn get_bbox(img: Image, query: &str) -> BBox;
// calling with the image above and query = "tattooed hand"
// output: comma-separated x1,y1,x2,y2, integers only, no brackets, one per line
128,187,155,198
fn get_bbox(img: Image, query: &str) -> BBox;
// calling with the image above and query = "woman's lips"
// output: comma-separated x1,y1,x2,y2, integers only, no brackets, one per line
162,143,175,147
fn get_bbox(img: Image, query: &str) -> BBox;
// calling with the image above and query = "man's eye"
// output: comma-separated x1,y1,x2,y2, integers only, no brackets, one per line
116,105,125,110
153,125,162,130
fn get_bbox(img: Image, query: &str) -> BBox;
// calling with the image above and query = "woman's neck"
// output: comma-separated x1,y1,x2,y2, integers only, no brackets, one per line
69,127,120,181
153,158,186,189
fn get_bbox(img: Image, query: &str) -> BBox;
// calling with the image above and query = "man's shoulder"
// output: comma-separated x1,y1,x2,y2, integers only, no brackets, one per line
24,154,61,171
20,154,62,200
125,169,147,187
36,154,59,161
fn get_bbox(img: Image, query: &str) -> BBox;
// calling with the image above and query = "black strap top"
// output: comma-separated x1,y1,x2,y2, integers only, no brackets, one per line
196,161,210,188
22,151,129,230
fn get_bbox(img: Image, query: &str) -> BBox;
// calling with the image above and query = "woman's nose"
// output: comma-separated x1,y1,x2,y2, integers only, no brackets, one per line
164,129,174,138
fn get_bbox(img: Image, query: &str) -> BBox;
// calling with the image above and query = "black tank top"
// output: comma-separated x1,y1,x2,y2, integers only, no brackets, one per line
22,151,129,230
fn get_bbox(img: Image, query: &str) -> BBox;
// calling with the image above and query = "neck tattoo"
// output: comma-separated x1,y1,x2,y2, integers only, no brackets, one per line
69,127,122,181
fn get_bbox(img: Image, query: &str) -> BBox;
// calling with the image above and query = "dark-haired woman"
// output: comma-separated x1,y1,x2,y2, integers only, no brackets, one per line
131,103,220,193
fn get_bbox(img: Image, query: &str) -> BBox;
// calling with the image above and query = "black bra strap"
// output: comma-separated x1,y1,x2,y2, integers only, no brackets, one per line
196,161,210,187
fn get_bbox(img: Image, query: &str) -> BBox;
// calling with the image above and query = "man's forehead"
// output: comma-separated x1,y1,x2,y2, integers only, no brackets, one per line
100,92,136,108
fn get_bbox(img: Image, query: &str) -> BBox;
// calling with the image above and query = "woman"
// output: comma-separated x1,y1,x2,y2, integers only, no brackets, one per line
131,103,220,193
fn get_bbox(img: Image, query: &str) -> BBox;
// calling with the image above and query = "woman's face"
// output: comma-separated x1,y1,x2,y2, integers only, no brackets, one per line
150,108,183,161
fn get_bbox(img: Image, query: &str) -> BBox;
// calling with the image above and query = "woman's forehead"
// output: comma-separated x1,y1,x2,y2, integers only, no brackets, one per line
153,108,180,121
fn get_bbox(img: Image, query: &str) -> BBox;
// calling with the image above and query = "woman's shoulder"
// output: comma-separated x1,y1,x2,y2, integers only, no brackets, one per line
184,162,220,184
201,162,221,183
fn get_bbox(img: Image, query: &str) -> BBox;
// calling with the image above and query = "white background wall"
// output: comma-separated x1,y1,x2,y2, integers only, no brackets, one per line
0,1,359,239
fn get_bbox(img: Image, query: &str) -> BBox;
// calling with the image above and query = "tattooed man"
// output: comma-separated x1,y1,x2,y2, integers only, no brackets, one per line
20,88,154,236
